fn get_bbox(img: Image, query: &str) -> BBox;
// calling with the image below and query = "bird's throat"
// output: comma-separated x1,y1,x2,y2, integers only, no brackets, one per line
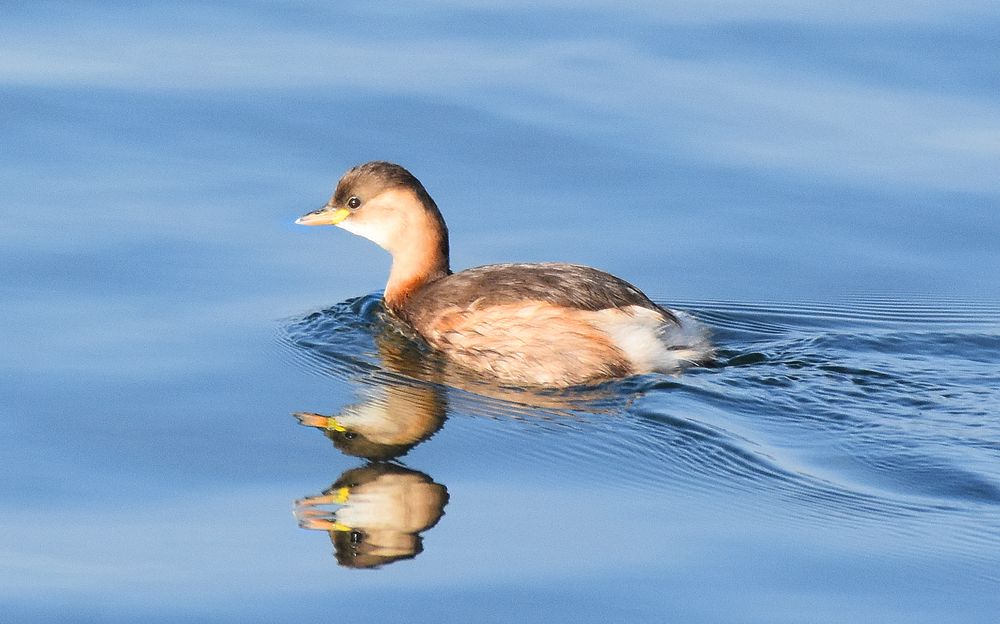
384,248,449,312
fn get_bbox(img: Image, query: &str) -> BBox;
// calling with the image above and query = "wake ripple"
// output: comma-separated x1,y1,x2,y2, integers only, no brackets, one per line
278,294,1000,574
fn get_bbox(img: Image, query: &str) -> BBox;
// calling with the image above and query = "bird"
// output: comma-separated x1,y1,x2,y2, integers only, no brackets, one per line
296,161,710,387
294,463,448,569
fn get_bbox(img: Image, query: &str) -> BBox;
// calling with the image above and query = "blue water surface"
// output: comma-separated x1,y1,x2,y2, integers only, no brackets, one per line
2,2,999,623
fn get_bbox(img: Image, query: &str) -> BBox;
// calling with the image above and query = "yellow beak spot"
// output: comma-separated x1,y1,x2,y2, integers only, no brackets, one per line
295,207,351,226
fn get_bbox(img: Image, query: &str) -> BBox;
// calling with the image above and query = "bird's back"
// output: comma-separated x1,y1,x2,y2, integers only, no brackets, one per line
399,262,676,325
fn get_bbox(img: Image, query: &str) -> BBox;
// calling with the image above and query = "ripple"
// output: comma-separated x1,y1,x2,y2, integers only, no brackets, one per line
670,295,1000,331
278,293,1000,574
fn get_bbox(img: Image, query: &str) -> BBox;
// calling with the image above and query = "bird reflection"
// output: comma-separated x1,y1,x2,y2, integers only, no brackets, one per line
293,376,446,461
288,298,617,568
293,327,451,568
295,463,448,569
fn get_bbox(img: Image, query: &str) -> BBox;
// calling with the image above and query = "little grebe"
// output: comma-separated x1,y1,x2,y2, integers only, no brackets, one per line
297,161,710,386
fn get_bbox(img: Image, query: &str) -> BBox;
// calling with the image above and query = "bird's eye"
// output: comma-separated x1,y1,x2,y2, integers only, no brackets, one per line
344,431,358,440
347,196,361,209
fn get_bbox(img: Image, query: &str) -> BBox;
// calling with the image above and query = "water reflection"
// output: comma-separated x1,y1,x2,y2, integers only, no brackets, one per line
293,378,447,461
292,326,452,567
295,463,448,569
292,383,448,568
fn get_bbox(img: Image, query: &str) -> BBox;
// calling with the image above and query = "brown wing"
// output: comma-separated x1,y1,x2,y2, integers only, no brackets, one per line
399,262,676,326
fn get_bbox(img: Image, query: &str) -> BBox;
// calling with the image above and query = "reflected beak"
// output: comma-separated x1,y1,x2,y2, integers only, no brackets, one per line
299,518,353,532
293,412,347,432
295,205,351,226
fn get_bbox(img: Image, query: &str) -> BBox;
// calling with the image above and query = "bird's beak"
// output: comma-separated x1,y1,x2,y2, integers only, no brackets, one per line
294,412,348,432
295,205,351,226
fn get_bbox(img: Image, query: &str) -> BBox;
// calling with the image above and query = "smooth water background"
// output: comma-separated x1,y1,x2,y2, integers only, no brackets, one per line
3,2,999,622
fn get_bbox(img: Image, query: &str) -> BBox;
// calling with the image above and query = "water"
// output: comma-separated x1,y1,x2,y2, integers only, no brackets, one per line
3,2,1000,623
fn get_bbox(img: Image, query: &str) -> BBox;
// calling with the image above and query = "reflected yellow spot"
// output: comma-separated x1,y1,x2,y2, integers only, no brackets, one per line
326,417,347,432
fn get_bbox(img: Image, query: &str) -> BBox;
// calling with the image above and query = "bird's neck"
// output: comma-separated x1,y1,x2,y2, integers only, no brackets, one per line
383,223,450,312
